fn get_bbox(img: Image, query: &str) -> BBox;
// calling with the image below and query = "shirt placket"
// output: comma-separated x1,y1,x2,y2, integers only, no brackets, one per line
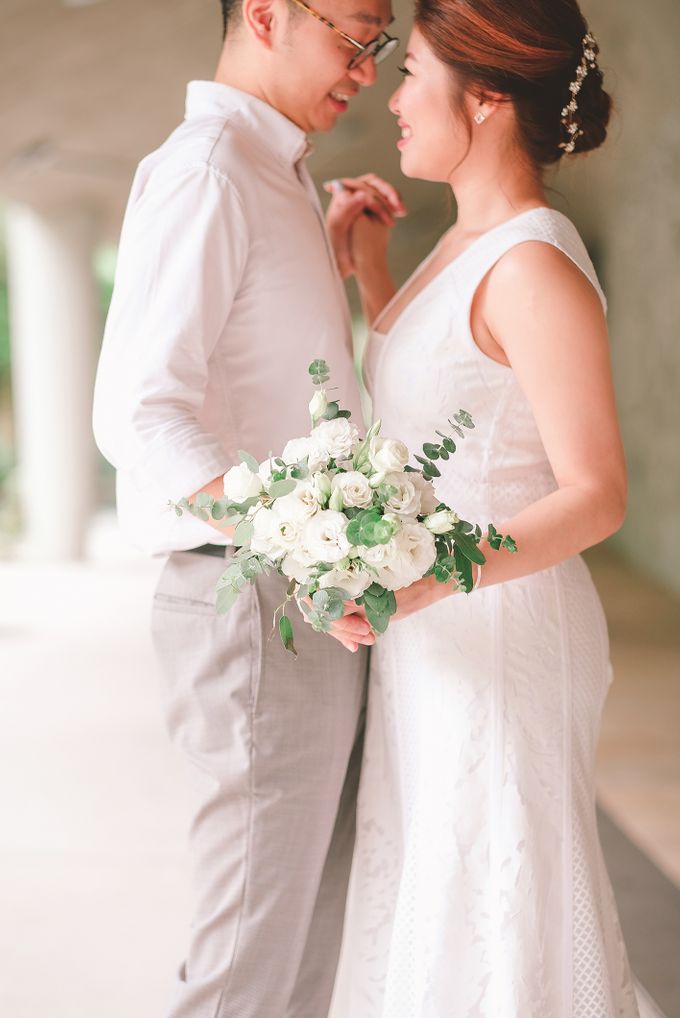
294,159,353,334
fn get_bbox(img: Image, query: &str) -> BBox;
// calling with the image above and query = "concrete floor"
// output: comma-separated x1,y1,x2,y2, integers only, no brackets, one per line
0,525,678,1018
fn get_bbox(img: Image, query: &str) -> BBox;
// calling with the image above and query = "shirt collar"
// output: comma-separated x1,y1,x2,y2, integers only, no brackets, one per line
185,81,311,167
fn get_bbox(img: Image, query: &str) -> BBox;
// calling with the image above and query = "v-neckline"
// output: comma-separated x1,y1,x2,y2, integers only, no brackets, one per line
372,206,553,338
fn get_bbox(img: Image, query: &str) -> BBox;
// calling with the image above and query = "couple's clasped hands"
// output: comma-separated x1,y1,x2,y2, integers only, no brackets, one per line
323,173,407,280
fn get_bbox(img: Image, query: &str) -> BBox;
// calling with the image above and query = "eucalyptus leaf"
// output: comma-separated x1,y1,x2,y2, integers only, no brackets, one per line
233,519,254,546
216,587,240,613
268,478,297,498
238,449,260,474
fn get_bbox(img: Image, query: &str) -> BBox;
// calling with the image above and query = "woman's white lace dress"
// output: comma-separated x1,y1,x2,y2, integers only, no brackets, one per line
332,209,639,1017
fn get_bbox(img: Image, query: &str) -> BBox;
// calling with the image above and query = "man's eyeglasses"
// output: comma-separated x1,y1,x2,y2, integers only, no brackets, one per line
288,0,399,69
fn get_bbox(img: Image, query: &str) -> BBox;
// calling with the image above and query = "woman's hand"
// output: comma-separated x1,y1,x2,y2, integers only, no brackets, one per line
352,574,453,628
324,174,406,279
299,597,377,653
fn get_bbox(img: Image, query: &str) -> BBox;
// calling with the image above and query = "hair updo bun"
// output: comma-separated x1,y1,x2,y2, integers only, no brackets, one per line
414,0,613,167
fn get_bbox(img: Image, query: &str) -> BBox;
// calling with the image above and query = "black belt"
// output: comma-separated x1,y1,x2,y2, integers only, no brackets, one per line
180,543,228,558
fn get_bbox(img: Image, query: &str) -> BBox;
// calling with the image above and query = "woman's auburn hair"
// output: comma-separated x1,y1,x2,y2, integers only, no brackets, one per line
415,0,612,166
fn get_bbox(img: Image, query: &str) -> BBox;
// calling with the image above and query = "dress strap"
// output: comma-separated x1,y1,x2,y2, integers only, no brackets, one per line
456,208,607,315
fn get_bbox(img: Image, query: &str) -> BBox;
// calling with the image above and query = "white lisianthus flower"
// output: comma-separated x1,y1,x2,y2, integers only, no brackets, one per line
410,472,440,515
302,510,351,564
309,418,360,468
317,564,372,600
331,470,373,509
382,471,421,517
365,521,436,591
309,390,328,422
282,436,312,465
280,553,315,584
369,437,409,474
423,510,459,534
250,508,286,560
361,539,398,570
223,462,263,503
273,482,319,524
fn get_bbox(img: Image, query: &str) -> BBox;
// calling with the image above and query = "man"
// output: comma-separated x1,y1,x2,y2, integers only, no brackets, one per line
93,0,404,1015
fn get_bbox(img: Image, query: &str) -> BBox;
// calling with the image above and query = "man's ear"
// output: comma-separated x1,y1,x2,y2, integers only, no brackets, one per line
241,0,277,47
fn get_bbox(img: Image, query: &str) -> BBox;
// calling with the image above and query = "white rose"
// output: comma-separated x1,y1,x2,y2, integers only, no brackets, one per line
423,510,459,534
309,419,360,468
311,471,332,505
282,436,312,465
223,462,264,503
317,564,372,600
382,471,421,516
302,510,351,564
366,521,436,591
331,470,373,509
309,390,328,422
410,472,440,515
369,437,409,474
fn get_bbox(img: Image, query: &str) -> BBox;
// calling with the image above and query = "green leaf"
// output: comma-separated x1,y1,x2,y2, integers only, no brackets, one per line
452,529,486,565
453,545,474,593
322,401,339,420
308,359,331,385
487,523,502,550
210,498,229,520
268,478,297,498
279,615,297,656
233,519,254,546
364,603,390,634
195,493,214,509
336,409,352,418
346,518,362,546
454,409,475,429
434,554,457,583
216,586,240,613
442,437,456,454
502,535,518,554
239,450,260,474
438,447,449,460
422,443,440,460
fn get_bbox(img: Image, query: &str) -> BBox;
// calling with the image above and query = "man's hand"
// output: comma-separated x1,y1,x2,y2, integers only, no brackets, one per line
324,174,407,278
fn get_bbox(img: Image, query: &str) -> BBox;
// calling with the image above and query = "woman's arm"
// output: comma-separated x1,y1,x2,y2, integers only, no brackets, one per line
391,241,627,619
324,174,402,323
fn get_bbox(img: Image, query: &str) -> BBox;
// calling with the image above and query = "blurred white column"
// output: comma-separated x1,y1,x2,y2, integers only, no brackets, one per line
5,203,99,560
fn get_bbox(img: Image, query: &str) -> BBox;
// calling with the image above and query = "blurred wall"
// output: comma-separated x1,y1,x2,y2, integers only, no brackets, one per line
537,0,680,594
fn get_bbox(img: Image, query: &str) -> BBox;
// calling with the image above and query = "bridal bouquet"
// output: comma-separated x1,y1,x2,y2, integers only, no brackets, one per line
173,360,515,655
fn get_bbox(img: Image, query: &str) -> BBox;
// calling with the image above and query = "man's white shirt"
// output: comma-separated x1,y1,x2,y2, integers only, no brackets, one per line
93,81,362,555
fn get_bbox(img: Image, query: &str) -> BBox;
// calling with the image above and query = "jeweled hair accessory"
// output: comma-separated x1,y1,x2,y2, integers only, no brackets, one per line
559,32,598,155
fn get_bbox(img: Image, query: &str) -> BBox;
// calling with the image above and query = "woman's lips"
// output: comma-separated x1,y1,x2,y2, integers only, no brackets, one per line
397,122,412,149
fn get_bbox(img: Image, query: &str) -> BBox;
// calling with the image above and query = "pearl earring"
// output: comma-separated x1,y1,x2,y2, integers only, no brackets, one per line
474,111,486,125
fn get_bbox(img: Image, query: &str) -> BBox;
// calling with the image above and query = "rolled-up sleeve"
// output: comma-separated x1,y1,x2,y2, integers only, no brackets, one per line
93,160,248,498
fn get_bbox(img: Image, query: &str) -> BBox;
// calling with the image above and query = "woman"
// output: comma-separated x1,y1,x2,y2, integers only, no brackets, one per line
325,0,640,1014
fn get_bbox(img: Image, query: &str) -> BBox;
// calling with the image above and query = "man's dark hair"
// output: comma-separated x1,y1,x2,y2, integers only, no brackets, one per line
220,0,242,36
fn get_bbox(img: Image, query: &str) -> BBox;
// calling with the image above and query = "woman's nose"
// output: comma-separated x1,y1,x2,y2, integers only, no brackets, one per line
388,85,401,115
